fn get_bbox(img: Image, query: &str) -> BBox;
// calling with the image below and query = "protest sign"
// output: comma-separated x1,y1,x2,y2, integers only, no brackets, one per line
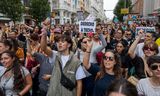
79,21,96,33
136,27,155,34
135,27,156,38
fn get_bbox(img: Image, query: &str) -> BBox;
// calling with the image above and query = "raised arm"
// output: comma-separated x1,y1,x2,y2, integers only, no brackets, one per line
83,41,92,70
93,32,107,54
40,27,53,57
128,30,144,59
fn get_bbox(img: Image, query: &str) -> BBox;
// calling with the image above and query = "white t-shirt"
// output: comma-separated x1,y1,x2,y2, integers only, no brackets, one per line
52,51,86,80
136,78,160,96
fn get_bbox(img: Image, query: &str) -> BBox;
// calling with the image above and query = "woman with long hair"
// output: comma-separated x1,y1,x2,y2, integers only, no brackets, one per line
83,41,122,96
0,50,32,96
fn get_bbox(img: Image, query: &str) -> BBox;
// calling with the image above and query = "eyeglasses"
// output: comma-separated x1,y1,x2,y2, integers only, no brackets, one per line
103,56,114,61
143,46,155,51
150,64,160,70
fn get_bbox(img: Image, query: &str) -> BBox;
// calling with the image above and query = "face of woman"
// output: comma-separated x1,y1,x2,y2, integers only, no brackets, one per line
143,46,156,57
150,63,160,78
34,26,39,32
109,92,126,96
144,33,153,42
1,53,14,68
103,52,116,70
116,43,124,54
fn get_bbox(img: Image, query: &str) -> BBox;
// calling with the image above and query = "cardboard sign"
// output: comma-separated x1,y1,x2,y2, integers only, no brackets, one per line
79,21,96,33
121,8,129,14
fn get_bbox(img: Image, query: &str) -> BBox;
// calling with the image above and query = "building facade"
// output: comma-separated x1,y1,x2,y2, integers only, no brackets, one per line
0,0,106,25
52,0,106,24
131,0,143,16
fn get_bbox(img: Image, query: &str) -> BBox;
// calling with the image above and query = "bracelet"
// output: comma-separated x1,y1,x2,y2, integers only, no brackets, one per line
86,51,91,53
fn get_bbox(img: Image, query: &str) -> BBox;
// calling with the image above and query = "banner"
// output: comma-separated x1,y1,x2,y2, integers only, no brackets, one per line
136,27,156,38
79,21,96,33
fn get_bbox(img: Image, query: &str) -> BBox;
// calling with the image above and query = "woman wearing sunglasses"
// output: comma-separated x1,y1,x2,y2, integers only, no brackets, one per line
128,30,159,79
83,41,122,96
137,55,160,96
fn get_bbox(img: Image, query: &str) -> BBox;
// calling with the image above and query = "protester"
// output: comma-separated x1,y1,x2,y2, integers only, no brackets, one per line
0,50,32,96
83,40,122,96
128,30,159,79
40,27,86,96
137,55,160,96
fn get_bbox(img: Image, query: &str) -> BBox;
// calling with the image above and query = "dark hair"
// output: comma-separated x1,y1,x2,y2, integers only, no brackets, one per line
106,78,138,96
146,31,156,38
96,50,122,80
33,25,41,34
30,33,39,41
142,42,159,54
1,50,24,91
147,55,160,67
57,34,73,51
117,28,124,35
7,38,19,51
0,39,13,50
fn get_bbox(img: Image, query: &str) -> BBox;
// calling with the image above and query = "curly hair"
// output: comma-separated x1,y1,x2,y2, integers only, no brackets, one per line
2,50,25,91
96,50,122,80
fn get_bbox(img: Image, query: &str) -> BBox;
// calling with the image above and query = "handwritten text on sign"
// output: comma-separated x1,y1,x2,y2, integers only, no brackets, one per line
79,21,96,33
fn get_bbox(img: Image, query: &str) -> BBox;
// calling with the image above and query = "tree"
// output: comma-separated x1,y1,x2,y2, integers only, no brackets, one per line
114,0,132,22
0,0,24,22
29,0,50,24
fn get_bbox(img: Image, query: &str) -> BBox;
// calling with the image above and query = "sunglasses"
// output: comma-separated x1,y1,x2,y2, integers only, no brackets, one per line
143,47,155,51
150,64,160,70
103,56,114,61
82,41,87,44
126,34,131,36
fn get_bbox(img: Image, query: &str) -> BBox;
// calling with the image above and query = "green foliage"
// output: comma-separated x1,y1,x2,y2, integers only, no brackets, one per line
0,0,24,22
114,0,132,22
29,0,50,24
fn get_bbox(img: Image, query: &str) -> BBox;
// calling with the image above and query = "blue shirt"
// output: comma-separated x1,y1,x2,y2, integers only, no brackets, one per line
33,52,55,92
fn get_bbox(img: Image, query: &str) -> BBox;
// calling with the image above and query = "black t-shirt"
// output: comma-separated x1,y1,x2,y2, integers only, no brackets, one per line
87,64,115,96
128,55,146,79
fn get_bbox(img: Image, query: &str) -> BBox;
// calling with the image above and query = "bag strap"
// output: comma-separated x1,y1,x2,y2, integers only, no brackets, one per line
0,66,14,80
58,60,63,75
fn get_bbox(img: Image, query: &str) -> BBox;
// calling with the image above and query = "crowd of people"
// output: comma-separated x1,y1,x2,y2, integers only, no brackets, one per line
0,18,160,96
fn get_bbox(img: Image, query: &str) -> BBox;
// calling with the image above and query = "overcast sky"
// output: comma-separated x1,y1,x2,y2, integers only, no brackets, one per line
103,0,119,20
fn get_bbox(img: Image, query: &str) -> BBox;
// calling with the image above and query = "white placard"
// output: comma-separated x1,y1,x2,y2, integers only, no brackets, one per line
79,21,96,33
136,27,155,35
